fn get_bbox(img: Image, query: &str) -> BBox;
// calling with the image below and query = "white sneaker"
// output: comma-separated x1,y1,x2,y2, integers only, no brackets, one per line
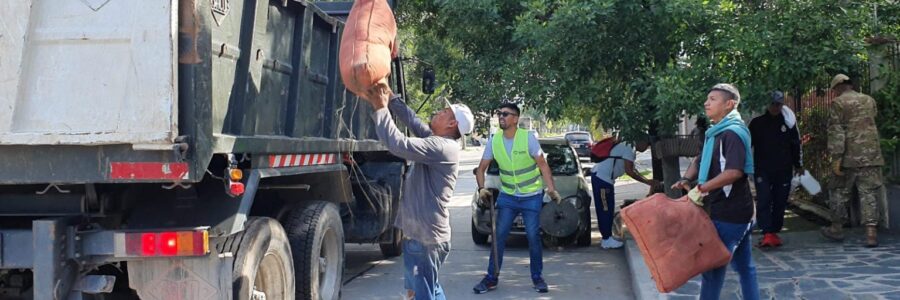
600,238,624,249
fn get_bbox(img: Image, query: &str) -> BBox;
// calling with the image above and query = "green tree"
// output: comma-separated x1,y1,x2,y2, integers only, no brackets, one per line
397,0,892,141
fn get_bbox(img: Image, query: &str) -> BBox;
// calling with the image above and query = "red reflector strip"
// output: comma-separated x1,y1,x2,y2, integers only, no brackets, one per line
109,162,189,180
194,231,208,255
124,230,208,257
268,153,337,168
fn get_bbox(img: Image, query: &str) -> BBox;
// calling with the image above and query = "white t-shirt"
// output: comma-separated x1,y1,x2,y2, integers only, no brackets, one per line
591,143,636,184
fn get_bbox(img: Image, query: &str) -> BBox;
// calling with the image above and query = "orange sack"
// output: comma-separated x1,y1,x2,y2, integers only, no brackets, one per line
339,0,397,96
621,194,732,293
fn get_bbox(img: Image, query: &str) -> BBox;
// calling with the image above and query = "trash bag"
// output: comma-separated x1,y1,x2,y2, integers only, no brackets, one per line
621,193,731,293
339,0,398,96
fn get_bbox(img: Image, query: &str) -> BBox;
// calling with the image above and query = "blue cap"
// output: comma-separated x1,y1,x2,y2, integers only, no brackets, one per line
771,91,785,104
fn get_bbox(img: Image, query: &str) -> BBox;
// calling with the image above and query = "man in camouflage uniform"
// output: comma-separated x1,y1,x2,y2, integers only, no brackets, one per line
821,74,885,247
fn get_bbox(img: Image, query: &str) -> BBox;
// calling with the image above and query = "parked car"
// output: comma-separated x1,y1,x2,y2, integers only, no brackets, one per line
564,131,594,158
471,138,592,247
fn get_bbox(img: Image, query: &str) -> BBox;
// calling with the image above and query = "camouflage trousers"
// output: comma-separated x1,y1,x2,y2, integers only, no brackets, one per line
828,166,884,226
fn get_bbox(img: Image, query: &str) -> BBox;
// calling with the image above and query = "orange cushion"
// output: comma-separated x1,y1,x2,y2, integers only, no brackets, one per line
621,194,732,293
339,0,397,96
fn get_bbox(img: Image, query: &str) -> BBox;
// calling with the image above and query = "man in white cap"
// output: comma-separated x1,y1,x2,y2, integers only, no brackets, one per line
362,81,474,300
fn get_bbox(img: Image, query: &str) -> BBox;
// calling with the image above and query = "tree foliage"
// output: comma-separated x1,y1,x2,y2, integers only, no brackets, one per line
396,0,896,142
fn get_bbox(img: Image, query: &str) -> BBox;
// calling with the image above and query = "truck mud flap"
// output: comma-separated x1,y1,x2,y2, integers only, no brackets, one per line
127,253,233,300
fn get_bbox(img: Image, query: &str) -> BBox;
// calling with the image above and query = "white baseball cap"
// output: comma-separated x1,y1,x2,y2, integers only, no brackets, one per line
444,98,474,135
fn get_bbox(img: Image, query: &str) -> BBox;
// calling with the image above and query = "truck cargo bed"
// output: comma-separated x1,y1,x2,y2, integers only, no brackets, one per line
0,0,388,184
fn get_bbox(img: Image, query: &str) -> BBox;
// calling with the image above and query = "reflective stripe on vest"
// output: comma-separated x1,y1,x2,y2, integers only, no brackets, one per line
492,129,543,194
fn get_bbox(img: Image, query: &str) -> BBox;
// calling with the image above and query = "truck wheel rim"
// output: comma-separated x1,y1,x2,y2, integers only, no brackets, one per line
254,252,288,300
317,227,340,299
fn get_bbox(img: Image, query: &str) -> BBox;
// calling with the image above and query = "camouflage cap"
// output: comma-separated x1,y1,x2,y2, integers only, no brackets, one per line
830,74,850,90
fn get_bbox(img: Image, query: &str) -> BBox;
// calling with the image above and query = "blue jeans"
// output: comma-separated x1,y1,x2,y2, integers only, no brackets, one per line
700,221,760,300
754,171,791,234
590,174,616,239
486,192,543,281
403,239,450,300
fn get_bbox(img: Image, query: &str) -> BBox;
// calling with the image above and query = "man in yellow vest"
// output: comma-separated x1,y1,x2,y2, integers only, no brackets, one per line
472,103,561,294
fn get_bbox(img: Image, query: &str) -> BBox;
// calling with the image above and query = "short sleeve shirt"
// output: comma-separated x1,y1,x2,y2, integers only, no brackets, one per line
697,131,753,224
590,143,637,184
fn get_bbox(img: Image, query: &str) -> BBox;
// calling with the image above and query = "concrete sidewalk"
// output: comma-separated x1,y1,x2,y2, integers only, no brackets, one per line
625,222,900,300
612,180,900,299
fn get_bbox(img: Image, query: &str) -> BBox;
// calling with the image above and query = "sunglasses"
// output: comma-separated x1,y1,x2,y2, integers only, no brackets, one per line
496,111,519,118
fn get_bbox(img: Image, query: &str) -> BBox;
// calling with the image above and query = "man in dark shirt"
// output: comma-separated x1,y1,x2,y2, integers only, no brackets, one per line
749,91,801,248
673,83,759,300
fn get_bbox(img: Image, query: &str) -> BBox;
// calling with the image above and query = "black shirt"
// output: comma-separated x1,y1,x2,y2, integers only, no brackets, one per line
749,113,801,181
697,131,754,224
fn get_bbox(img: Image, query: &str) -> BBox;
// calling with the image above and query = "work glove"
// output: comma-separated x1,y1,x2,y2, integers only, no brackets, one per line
687,186,704,207
547,190,562,204
832,159,844,176
477,188,492,206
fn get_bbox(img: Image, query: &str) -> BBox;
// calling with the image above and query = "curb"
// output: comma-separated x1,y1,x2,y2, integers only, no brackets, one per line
623,239,663,300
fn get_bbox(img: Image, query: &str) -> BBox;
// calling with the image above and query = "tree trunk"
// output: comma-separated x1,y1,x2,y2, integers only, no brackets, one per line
661,156,682,198
651,151,664,182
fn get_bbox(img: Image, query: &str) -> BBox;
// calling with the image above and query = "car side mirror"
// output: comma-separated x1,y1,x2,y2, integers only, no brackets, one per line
582,167,592,177
422,68,435,94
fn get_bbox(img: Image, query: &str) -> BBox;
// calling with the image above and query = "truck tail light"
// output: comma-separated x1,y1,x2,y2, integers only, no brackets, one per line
226,167,244,196
229,168,243,181
125,230,208,257
229,181,245,196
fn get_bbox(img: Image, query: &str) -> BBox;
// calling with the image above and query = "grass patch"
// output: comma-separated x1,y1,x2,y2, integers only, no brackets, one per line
616,169,652,182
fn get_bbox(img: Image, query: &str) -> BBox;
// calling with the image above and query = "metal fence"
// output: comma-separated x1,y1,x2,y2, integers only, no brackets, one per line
785,89,836,187
786,41,900,187
884,41,900,181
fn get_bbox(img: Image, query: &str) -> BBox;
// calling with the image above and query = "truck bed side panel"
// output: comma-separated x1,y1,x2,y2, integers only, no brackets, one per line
0,0,178,145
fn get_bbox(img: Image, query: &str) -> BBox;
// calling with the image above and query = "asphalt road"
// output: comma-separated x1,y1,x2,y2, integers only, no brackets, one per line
342,148,639,299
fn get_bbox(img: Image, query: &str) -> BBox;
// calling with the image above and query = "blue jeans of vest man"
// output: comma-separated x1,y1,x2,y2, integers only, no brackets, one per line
486,192,544,281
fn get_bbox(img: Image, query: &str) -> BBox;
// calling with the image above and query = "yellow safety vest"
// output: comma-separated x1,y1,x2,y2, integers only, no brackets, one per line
492,130,543,194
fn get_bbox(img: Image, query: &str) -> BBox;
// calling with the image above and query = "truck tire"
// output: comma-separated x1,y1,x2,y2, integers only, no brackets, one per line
576,205,592,247
219,217,295,300
283,201,344,300
379,227,403,258
471,221,489,245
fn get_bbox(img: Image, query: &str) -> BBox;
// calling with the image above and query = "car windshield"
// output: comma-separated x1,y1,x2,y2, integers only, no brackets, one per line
565,133,591,143
486,144,579,176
